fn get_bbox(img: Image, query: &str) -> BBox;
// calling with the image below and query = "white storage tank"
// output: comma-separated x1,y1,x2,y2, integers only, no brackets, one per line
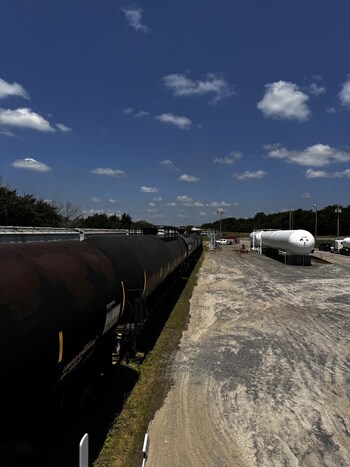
342,237,350,249
249,230,264,250
261,229,315,255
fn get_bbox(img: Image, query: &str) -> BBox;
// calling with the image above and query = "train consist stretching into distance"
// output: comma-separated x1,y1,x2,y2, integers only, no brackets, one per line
0,230,202,436
250,229,315,265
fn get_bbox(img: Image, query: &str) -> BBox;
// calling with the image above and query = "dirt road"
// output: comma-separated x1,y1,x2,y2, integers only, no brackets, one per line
146,246,350,466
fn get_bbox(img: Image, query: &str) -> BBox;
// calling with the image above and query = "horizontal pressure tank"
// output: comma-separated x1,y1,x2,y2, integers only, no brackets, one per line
261,229,315,255
249,230,263,249
341,237,350,248
249,230,262,244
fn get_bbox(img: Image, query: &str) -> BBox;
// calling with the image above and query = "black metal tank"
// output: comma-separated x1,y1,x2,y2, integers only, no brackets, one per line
179,233,199,257
85,235,188,298
0,240,118,428
0,233,196,433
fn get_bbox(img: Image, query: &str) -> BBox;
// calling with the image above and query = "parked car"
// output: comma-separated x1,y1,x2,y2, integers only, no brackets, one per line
216,238,233,245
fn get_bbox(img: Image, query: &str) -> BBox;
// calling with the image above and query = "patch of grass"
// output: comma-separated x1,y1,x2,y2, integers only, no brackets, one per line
221,231,249,237
94,253,204,467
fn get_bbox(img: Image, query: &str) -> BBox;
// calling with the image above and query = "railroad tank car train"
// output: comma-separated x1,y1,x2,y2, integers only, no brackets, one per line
0,231,202,435
250,229,315,265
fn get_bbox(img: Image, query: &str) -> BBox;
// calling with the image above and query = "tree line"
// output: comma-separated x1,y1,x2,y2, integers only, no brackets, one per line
0,185,152,230
1,184,349,236
202,205,350,237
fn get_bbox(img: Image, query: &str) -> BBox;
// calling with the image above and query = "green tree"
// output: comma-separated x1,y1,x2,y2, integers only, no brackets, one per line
132,219,154,230
201,206,350,236
51,200,81,227
120,213,132,229
0,186,62,226
78,213,111,228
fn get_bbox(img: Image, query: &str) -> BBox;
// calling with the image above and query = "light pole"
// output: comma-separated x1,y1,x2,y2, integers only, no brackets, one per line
217,210,225,236
335,205,342,239
289,209,293,229
313,204,317,244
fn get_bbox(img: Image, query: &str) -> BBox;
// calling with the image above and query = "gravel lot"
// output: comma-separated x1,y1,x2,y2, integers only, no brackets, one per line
146,245,350,466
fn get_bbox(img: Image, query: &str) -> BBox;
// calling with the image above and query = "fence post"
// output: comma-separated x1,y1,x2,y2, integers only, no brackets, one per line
141,433,149,467
79,433,89,467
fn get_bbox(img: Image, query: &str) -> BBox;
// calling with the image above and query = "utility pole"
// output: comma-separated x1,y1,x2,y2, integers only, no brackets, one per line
313,204,317,244
335,205,342,239
217,210,225,236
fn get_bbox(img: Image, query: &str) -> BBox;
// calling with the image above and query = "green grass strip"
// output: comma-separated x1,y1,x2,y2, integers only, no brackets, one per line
94,252,204,467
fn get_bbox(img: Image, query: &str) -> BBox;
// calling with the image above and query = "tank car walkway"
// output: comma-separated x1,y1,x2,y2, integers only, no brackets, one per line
147,244,350,466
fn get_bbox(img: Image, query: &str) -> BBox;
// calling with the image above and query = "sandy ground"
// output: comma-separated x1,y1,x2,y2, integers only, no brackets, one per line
146,245,350,466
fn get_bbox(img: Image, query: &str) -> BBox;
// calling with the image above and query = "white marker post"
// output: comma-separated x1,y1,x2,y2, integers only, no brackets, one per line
141,433,149,467
79,433,89,467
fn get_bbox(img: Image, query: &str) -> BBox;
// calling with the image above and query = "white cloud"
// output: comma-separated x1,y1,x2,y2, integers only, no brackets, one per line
0,128,16,137
160,159,178,170
213,151,242,164
257,81,310,121
134,110,150,118
82,208,124,217
140,186,159,193
126,109,192,129
305,168,350,178
155,113,192,130
339,77,350,108
153,197,162,201
11,157,52,172
121,7,149,33
91,196,102,203
109,199,116,203
177,195,193,203
149,202,155,207
172,200,205,210
90,167,126,177
326,106,337,114
308,83,326,96
207,201,231,207
178,173,200,182
199,211,207,216
163,72,235,104
266,143,350,167
335,169,350,177
83,209,105,216
0,107,55,132
0,78,29,100
302,192,311,198
305,169,332,178
233,170,267,180
123,108,151,119
56,123,72,133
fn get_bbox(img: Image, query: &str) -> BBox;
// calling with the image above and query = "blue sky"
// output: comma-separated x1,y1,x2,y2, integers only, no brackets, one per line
1,0,350,226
